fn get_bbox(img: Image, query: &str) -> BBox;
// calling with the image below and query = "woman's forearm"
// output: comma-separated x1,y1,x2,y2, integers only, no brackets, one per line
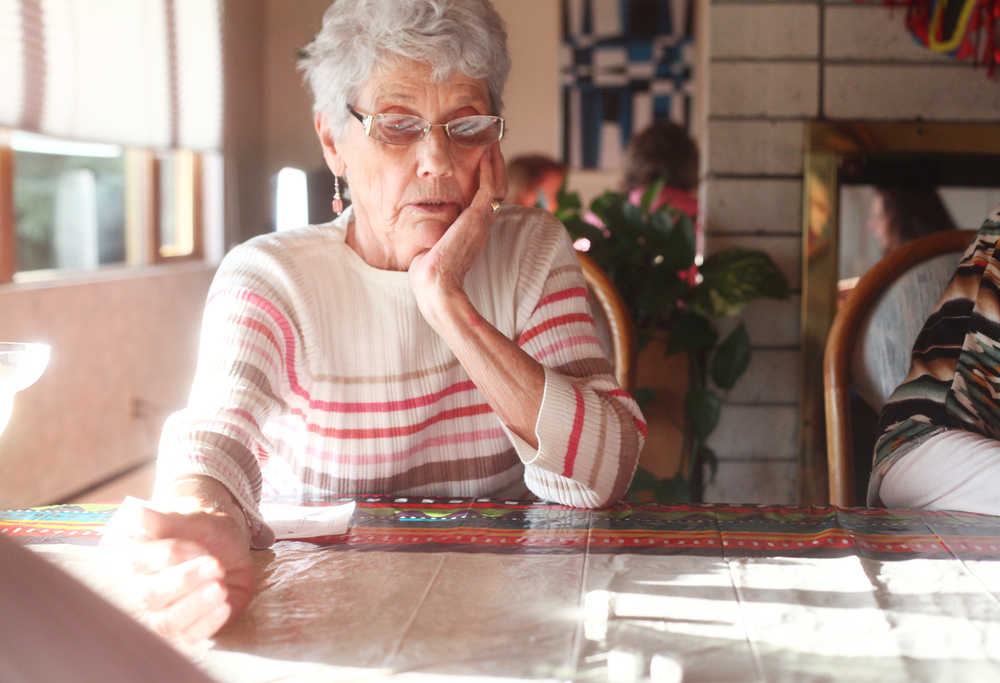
423,289,544,448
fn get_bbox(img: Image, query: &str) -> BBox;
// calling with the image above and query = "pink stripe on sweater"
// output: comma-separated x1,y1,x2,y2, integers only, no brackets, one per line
633,417,648,437
223,407,261,431
532,287,587,314
518,313,594,346
301,427,507,465
535,335,602,361
227,314,282,357
562,385,586,478
230,289,479,415
231,339,281,375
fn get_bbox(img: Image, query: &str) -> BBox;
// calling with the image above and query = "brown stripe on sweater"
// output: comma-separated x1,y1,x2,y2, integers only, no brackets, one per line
296,449,519,494
555,357,615,380
603,394,641,503
583,400,609,490
231,360,287,411
547,264,581,280
187,431,262,492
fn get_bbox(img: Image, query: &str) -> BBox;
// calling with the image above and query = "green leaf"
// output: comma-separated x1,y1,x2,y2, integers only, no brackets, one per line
636,329,654,353
561,214,605,244
622,201,647,234
710,323,751,390
654,474,691,503
664,212,696,270
627,467,660,501
632,387,656,410
634,273,684,330
555,180,581,214
685,386,721,439
698,248,790,316
666,311,718,355
630,467,659,491
590,191,627,228
640,178,666,214
700,445,719,484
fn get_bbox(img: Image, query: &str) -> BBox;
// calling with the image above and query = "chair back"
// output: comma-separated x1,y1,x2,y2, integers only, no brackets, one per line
577,252,635,392
824,229,976,506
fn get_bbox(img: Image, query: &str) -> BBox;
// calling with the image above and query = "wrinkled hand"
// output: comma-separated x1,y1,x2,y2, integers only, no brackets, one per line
102,498,255,644
409,144,507,324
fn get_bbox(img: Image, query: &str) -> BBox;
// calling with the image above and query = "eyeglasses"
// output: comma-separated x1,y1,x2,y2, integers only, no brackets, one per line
347,104,505,148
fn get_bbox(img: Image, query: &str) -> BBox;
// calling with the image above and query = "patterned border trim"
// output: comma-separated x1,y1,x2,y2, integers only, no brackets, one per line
4,498,1000,559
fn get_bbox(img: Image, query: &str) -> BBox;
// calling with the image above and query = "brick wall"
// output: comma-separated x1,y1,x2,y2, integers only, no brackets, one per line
702,0,1000,503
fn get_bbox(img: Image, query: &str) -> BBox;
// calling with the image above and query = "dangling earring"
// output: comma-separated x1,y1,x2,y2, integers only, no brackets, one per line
332,175,344,216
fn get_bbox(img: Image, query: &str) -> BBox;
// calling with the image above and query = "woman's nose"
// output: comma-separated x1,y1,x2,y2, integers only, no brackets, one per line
415,127,455,178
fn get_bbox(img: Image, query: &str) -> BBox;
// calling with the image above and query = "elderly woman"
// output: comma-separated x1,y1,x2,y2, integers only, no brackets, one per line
111,0,644,643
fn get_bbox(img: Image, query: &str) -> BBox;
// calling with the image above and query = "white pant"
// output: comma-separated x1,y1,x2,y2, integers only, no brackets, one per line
880,429,1000,515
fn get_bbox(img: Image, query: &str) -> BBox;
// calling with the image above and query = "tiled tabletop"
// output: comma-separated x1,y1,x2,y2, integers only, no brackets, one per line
7,498,1000,681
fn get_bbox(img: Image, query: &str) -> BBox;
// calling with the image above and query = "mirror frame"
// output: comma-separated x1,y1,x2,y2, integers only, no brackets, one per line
798,121,1000,504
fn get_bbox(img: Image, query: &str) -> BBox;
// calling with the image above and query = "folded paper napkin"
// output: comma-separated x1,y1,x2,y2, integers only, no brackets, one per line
106,497,356,542
260,502,356,540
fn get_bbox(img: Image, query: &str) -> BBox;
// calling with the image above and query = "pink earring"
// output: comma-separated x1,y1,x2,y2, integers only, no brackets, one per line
332,175,344,216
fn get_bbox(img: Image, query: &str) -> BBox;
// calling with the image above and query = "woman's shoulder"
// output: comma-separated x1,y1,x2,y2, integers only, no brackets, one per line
490,204,571,256
237,222,342,256
222,223,344,271
211,223,348,302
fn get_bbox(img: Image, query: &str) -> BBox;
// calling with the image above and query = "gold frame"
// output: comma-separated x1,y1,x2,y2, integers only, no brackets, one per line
798,121,1000,504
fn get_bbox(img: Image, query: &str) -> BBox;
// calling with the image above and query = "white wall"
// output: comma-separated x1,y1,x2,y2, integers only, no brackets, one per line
0,265,214,506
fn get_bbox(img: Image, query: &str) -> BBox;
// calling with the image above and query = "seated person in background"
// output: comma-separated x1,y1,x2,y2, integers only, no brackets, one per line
870,206,1000,515
623,119,699,219
868,185,957,253
108,0,644,644
623,119,701,282
506,154,566,210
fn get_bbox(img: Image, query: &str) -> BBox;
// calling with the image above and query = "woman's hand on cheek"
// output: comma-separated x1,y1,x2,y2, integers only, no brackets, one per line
409,145,506,328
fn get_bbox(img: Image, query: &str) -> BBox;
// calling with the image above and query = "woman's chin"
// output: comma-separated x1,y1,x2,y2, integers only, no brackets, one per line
411,215,455,240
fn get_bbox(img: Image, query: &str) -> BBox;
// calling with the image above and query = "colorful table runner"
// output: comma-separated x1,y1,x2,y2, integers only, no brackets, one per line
4,497,1000,560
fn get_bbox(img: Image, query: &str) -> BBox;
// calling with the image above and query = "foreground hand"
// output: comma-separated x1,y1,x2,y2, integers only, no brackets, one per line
103,497,255,643
409,144,507,324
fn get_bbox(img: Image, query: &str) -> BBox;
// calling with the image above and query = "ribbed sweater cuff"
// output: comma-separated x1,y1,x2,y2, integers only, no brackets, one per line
506,367,578,478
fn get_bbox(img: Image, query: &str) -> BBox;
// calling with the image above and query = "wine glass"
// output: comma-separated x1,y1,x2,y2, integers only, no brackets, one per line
0,342,51,436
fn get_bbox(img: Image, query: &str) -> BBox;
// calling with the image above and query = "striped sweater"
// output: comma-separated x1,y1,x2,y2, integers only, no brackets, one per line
156,205,645,546
869,206,1000,505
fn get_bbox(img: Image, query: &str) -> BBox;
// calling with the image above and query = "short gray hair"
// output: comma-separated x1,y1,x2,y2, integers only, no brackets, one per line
298,0,510,139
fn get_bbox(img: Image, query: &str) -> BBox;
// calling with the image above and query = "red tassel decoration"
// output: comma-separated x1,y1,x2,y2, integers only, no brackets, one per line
860,0,1000,75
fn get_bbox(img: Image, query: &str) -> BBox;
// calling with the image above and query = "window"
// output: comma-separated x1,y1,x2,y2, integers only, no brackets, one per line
0,0,224,282
0,131,205,283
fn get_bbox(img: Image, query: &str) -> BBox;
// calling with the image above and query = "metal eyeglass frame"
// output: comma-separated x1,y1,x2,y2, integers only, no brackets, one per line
346,104,505,147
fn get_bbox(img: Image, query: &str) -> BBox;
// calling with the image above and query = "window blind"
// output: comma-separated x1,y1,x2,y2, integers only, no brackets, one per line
0,0,222,150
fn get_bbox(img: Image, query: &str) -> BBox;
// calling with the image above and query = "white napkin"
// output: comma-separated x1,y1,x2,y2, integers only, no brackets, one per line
260,502,356,540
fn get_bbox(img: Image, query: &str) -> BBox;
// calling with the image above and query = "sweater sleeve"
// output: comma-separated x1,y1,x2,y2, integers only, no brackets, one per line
155,238,299,548
503,211,646,507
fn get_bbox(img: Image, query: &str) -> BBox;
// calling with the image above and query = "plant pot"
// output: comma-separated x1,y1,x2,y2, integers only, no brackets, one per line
634,333,689,481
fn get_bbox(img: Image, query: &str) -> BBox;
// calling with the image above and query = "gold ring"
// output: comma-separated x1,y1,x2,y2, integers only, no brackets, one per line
490,199,503,214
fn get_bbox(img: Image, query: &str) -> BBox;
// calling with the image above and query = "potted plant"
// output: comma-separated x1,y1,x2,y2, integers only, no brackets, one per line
555,180,789,502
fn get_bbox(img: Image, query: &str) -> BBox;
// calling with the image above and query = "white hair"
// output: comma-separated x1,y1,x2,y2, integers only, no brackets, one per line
298,0,510,139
